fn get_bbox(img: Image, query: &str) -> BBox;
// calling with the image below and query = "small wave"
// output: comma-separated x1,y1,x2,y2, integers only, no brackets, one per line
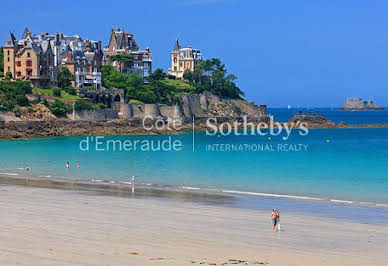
120,181,132,185
0,172,19,176
91,179,104,182
330,199,353,204
376,203,388,208
39,175,52,178
222,190,323,201
182,186,201,190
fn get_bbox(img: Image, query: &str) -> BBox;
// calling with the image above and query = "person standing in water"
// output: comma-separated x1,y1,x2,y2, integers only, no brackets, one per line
131,176,136,197
66,162,70,169
270,209,277,231
76,161,80,168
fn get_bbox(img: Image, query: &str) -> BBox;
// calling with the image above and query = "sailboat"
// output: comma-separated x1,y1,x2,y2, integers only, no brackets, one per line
288,105,291,110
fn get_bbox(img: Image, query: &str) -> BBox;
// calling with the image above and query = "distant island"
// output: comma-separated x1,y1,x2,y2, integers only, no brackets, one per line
341,97,383,111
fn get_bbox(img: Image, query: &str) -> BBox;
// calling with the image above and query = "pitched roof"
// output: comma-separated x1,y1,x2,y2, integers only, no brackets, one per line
22,27,30,39
173,38,180,51
4,32,17,47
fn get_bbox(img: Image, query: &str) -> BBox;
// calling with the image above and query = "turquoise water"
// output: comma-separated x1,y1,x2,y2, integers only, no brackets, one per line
1,127,388,204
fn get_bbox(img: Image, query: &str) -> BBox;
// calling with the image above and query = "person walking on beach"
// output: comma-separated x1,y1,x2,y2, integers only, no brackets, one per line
271,209,277,231
275,209,281,231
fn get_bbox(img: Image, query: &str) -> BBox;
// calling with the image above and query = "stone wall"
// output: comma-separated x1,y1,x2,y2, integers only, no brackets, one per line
69,109,119,121
120,91,267,120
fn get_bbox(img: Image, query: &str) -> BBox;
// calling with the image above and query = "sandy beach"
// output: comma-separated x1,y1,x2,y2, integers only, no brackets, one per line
0,184,387,266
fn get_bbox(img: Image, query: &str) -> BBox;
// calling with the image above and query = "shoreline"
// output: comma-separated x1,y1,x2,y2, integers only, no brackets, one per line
1,183,388,265
1,174,388,226
1,117,388,140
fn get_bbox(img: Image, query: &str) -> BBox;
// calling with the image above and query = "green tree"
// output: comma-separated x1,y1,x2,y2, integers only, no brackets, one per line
0,80,32,111
188,58,244,98
108,53,134,72
148,68,167,81
57,67,73,88
50,99,69,117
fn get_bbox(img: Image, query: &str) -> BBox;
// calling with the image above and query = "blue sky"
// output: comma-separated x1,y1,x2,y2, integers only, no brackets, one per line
2,0,388,107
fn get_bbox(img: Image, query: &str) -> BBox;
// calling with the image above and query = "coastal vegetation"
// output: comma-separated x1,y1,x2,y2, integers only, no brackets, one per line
0,80,32,111
101,58,243,104
57,67,73,89
183,58,244,99
32,88,81,100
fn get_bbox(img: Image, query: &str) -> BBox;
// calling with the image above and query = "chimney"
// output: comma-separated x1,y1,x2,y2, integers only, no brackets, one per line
67,51,73,62
85,40,90,51
55,32,59,44
98,41,102,52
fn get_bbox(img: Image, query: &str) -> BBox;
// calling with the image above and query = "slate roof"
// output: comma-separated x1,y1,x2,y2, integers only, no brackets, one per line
4,32,17,47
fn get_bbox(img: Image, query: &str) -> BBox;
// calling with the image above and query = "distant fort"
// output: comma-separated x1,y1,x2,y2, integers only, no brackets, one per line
341,97,383,111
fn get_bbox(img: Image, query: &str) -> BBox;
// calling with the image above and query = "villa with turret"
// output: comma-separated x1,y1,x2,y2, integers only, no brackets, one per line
168,38,202,79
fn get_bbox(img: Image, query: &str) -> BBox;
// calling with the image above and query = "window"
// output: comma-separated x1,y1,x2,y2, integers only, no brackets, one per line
174,66,177,71
7,57,10,62
7,66,10,71
27,52,31,58
16,61,21,67
7,50,10,56
26,70,32,77
26,60,32,67
16,72,21,77
174,58,177,64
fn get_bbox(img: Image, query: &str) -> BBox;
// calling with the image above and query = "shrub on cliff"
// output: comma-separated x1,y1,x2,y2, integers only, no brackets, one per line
52,87,61,97
16,95,29,106
64,86,76,95
187,58,244,99
50,99,69,117
0,80,32,111
74,100,93,111
95,103,107,110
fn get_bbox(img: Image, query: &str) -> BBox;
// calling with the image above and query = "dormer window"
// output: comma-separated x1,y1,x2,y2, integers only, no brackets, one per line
27,52,31,58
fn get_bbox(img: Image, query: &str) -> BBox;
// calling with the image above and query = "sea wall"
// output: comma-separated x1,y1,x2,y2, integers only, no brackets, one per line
121,91,267,120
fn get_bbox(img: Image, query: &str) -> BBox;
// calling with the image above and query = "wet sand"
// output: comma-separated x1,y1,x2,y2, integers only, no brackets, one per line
0,184,387,266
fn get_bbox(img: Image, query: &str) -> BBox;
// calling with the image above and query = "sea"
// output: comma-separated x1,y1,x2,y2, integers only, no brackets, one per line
1,108,388,225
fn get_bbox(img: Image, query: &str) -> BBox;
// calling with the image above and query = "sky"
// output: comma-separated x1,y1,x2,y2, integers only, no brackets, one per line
2,0,388,107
